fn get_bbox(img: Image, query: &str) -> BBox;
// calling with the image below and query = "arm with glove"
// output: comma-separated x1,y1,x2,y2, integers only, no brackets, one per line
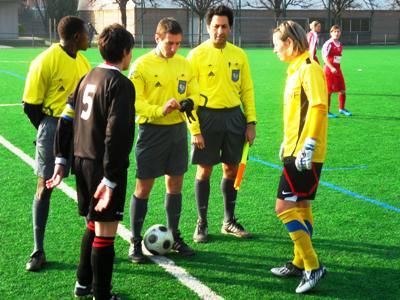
295,105,326,171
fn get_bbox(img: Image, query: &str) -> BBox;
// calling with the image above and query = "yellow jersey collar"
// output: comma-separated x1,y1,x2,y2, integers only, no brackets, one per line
287,52,310,75
204,39,231,51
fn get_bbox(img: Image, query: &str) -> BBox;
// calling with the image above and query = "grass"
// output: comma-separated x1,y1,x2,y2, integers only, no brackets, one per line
0,45,399,299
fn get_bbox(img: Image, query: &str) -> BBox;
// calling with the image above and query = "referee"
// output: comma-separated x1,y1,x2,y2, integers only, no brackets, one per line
128,17,199,263
187,5,257,243
22,16,90,271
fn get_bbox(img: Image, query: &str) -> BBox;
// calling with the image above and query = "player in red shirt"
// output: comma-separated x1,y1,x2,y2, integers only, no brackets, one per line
322,25,352,118
307,21,321,64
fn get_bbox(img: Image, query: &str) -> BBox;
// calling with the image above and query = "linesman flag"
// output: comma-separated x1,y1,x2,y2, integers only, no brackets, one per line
234,142,250,190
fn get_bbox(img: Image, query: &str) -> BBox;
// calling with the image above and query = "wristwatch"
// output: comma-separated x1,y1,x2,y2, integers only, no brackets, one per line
247,121,257,125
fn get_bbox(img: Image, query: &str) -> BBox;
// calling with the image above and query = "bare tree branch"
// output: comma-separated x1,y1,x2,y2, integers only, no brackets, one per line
246,0,312,20
171,0,225,44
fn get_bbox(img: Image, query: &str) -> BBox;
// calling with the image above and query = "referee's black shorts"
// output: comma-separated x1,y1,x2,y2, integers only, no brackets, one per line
191,106,246,166
135,122,188,179
74,157,127,222
277,157,323,202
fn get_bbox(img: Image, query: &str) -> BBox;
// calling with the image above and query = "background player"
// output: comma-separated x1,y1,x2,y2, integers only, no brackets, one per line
270,20,327,294
127,17,198,263
22,16,90,272
47,24,135,299
322,25,352,118
307,20,321,63
187,5,257,243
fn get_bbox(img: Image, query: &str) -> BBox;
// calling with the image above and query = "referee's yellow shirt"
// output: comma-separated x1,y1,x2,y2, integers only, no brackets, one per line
129,50,199,125
23,43,90,117
187,40,256,134
283,52,328,163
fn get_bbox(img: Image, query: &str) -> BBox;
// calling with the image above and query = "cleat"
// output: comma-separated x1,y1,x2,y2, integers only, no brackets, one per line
74,281,92,298
172,231,196,256
193,220,208,243
128,237,147,263
339,109,352,116
328,112,337,118
221,219,252,238
295,264,327,294
26,250,46,272
271,261,303,277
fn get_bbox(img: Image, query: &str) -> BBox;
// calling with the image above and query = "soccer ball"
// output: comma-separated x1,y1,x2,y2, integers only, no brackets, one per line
143,224,174,255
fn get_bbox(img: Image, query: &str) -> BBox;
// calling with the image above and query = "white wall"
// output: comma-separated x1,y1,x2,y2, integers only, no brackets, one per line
0,1,19,39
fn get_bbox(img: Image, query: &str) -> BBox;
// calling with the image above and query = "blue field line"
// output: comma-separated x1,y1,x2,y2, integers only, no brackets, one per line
249,156,400,214
322,165,368,171
319,181,400,213
0,70,26,81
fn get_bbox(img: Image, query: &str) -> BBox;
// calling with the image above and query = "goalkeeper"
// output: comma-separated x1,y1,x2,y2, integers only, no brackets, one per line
270,21,328,294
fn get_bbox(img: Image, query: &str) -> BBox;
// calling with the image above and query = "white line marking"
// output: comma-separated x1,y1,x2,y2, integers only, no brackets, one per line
0,134,223,300
0,103,21,107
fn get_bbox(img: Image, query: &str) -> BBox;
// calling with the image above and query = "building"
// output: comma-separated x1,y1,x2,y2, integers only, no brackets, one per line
76,0,400,46
0,0,19,39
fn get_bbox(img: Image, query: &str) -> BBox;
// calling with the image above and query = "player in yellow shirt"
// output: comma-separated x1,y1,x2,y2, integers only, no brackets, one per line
270,21,327,294
22,16,90,271
128,17,199,263
187,5,256,243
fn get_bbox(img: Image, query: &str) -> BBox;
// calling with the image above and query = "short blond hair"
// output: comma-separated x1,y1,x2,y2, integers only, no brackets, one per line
273,20,308,54
310,20,321,30
330,25,341,32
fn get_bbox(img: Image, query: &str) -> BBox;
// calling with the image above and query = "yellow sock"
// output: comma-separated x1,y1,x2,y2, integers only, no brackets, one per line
298,207,314,238
278,208,319,270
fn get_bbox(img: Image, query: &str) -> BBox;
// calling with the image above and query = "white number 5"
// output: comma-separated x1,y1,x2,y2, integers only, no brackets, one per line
81,84,96,120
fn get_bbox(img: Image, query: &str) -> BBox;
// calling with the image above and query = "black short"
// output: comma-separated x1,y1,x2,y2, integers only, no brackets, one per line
191,106,246,166
74,157,127,221
135,122,188,179
277,157,323,202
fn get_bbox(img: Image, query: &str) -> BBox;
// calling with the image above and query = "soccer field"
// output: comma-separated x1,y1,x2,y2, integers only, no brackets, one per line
0,46,399,299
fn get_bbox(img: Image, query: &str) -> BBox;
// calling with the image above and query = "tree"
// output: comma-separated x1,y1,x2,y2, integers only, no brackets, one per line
88,0,129,28
246,0,312,21
26,0,78,33
322,0,361,24
171,0,225,45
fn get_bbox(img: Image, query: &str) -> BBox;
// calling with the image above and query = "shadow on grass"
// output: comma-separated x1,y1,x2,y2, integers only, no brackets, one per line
350,114,400,121
151,235,400,299
348,93,400,98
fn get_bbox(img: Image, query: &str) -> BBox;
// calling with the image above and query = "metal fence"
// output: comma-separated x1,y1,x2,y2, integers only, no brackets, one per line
1,9,399,48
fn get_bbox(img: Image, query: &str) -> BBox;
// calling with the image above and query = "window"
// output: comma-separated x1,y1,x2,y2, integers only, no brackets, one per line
341,19,351,32
341,18,370,32
360,18,370,31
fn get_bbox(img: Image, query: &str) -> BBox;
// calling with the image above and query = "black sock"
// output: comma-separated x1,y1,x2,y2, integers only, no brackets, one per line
195,179,210,223
92,236,115,300
165,193,182,235
76,220,95,286
130,195,148,240
221,178,237,223
32,188,52,252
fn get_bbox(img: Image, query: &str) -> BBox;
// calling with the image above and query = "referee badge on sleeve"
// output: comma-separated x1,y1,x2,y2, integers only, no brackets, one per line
232,70,240,82
178,80,187,94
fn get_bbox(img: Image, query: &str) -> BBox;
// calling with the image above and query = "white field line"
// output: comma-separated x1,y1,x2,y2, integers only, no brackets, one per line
0,60,103,64
0,103,21,107
0,134,223,300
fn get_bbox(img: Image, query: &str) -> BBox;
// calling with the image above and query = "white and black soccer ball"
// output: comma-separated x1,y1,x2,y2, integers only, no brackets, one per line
143,224,173,255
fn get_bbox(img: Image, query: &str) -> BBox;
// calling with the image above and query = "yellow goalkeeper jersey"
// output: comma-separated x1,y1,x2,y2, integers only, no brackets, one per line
129,50,199,125
283,52,328,162
187,40,256,134
23,43,90,117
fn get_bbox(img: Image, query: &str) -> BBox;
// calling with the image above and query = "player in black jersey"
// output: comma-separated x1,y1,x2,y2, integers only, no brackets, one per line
46,24,135,300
